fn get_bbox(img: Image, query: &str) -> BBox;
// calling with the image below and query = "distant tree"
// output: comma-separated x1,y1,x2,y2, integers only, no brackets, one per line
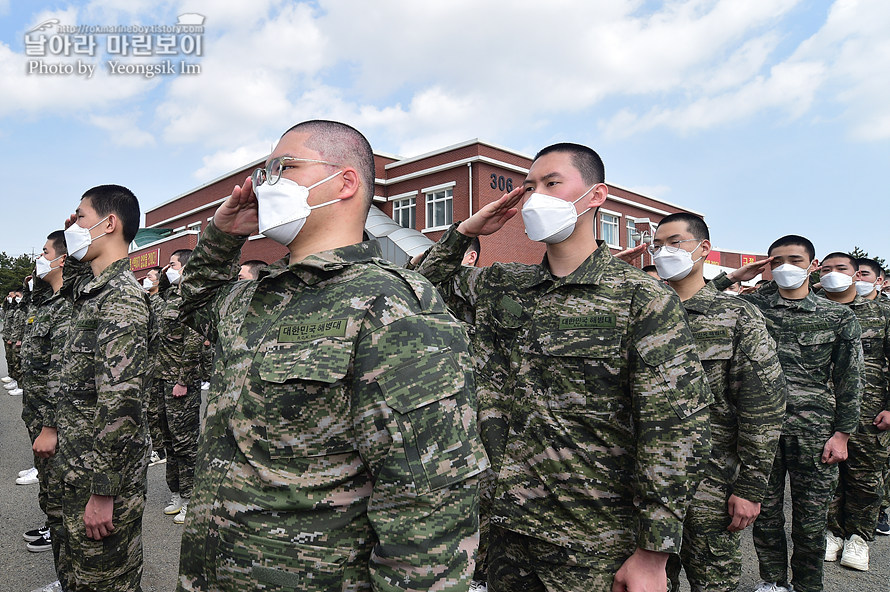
0,252,36,297
849,246,890,276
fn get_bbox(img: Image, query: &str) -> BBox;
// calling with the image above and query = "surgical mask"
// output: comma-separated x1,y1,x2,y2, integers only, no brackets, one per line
35,254,64,279
27,279,34,292
166,267,181,285
5,297,11,304
521,186,595,244
15,296,22,304
772,263,811,290
653,243,702,281
255,171,344,246
64,216,109,261
819,271,853,293
142,277,154,290
855,280,878,297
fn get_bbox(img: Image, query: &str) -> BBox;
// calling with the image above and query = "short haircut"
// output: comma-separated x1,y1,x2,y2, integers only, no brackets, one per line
82,185,140,243
657,213,710,241
642,265,657,273
171,249,193,267
857,258,885,279
146,266,161,278
466,237,481,259
768,235,815,261
241,259,266,279
283,120,375,212
46,230,67,255
534,143,605,185
821,252,857,268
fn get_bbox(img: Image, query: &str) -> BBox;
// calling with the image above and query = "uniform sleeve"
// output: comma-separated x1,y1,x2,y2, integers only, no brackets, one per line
728,307,787,502
832,311,864,434
90,289,150,496
179,220,243,339
629,284,712,553
41,303,71,427
353,307,487,592
176,322,206,385
883,307,890,412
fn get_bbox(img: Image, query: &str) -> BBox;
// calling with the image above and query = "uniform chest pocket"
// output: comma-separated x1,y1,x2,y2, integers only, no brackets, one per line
797,330,835,369
257,341,355,459
67,325,97,389
537,330,623,413
695,338,734,363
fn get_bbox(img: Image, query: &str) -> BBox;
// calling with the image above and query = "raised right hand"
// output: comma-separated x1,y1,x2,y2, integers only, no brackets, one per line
457,187,524,238
214,176,259,236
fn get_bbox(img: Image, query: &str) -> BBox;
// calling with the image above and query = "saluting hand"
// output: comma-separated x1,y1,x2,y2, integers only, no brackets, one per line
457,186,524,238
214,176,259,237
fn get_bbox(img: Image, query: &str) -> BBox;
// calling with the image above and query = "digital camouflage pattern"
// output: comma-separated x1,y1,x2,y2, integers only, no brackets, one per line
415,225,712,569
56,256,151,592
159,378,201,498
666,281,786,592
713,273,864,592
145,290,166,453
823,294,890,541
176,221,486,592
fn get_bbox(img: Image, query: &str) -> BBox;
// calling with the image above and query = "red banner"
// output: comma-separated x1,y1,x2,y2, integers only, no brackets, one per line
130,248,161,272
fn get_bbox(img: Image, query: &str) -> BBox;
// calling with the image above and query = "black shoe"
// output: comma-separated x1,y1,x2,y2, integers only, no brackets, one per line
876,511,890,536
26,531,52,552
23,525,49,542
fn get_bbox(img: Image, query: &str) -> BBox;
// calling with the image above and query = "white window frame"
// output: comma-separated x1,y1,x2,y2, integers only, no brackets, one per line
423,184,454,232
392,196,416,229
600,212,620,248
626,217,638,248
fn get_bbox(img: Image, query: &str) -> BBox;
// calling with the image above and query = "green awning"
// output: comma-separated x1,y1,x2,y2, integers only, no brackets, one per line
132,228,174,247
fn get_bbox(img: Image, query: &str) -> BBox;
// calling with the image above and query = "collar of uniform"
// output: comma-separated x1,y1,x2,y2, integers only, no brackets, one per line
260,240,384,286
538,240,612,289
768,287,818,311
684,280,719,315
81,257,132,295
847,293,869,308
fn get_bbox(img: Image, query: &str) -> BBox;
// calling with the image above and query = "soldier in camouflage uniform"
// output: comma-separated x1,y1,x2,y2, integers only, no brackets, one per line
415,143,712,591
176,120,486,592
5,285,26,391
715,236,863,592
855,258,890,534
23,231,73,577
640,214,786,592
143,267,167,465
815,253,890,570
154,249,205,524
55,185,151,592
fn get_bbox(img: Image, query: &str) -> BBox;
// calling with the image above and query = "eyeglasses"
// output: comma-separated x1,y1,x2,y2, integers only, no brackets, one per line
251,156,340,187
647,239,699,255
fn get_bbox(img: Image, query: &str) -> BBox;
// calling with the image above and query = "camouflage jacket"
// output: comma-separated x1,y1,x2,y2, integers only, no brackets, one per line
682,281,786,503
415,225,712,557
818,294,890,435
176,221,487,592
714,274,863,437
56,257,151,497
152,283,205,384
20,277,71,430
10,292,29,343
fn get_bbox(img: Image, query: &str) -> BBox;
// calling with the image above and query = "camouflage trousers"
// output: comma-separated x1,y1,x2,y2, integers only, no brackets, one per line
60,482,145,592
666,476,740,592
160,379,201,499
474,467,497,582
753,435,838,592
827,432,890,541
487,525,627,592
144,379,165,455
6,341,20,380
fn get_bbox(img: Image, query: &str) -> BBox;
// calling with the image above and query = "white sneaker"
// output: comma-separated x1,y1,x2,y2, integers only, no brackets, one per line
753,582,792,592
16,467,39,485
840,534,869,571
149,451,167,466
173,501,188,524
469,581,487,592
18,467,36,478
4,380,18,390
9,387,23,396
201,381,210,390
825,532,844,561
1,375,12,383
164,492,183,515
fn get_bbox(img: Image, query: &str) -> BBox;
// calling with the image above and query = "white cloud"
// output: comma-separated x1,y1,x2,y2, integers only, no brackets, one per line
193,141,270,180
88,113,155,147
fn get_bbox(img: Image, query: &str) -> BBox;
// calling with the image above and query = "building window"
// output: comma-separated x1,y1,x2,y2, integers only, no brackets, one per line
601,213,619,246
425,187,453,229
627,218,638,247
392,197,416,229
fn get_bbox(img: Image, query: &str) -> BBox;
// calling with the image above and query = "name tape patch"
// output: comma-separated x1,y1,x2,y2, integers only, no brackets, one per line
278,318,348,342
558,314,617,330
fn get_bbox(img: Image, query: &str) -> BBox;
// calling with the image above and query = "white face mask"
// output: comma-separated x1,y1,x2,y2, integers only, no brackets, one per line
521,186,595,244
5,297,11,304
35,254,64,279
142,277,155,290
27,279,34,292
15,296,22,303
166,267,182,285
855,280,878,297
64,216,109,261
653,242,702,281
255,171,344,246
772,263,811,290
819,271,853,293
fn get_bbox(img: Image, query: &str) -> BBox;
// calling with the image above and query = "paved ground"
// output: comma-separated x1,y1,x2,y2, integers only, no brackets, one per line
1,338,888,592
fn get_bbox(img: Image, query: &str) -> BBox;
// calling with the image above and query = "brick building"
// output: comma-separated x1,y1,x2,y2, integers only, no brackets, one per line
128,139,767,281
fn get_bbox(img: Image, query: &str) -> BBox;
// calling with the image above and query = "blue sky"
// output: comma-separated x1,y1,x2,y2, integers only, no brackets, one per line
1,0,888,263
